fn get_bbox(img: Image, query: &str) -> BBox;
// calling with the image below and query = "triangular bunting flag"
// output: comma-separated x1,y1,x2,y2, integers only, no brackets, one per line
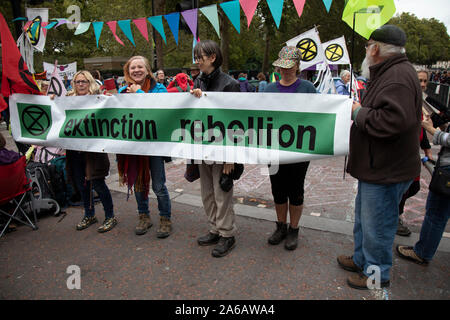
92,21,104,47
133,18,149,41
41,22,48,37
106,21,125,46
44,21,58,29
199,5,220,39
292,0,306,18
117,19,136,46
181,9,198,38
266,0,284,28
239,0,258,28
54,18,68,28
164,12,180,45
74,22,91,35
147,16,166,44
323,0,333,12
220,1,240,34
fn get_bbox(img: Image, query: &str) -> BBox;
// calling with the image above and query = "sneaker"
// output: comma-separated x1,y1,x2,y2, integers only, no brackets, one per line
396,245,428,265
347,272,390,290
97,217,118,233
197,232,221,246
268,221,288,245
284,226,299,251
337,255,362,273
156,216,172,238
135,213,152,235
212,236,236,258
76,216,98,230
396,218,411,237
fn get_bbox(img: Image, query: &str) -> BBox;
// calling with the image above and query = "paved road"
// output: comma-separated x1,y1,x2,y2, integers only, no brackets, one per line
1,122,449,300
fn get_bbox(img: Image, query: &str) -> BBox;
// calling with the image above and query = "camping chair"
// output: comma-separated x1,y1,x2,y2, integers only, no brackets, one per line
0,156,38,238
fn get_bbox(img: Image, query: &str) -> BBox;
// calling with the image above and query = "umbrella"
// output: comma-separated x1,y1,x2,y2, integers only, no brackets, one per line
342,0,396,39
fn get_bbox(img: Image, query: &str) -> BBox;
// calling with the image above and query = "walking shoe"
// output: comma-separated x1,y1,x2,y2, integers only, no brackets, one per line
284,225,299,251
268,221,288,245
76,216,98,230
97,217,118,233
197,232,221,246
347,272,390,290
135,213,152,235
396,245,429,266
156,216,172,238
396,218,412,237
337,255,362,273
212,236,236,257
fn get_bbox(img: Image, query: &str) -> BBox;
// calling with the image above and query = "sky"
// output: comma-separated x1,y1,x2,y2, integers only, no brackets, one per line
394,0,450,34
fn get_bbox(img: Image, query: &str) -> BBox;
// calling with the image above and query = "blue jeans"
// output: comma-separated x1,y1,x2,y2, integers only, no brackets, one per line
69,153,114,219
353,180,412,282
414,166,450,261
134,156,171,218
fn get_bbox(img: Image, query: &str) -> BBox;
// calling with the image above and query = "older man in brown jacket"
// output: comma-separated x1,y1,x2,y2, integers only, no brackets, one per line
337,25,422,290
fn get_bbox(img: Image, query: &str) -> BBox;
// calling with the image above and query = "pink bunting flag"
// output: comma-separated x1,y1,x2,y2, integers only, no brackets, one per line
133,18,149,41
292,0,306,18
41,22,48,37
240,0,258,28
106,21,124,46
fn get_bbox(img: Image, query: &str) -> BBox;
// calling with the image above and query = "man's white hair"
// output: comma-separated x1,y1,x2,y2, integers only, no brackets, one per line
377,42,406,58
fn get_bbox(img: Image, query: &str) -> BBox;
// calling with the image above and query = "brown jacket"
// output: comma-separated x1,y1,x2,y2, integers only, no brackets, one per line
66,150,110,181
347,54,422,183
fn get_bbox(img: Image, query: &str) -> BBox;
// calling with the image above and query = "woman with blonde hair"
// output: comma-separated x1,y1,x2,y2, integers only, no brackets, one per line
65,70,117,233
117,56,172,239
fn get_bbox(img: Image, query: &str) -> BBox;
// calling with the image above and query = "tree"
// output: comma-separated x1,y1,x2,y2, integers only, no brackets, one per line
389,13,450,65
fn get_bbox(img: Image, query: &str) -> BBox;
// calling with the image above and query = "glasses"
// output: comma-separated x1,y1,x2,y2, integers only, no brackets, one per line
194,54,208,62
75,80,89,85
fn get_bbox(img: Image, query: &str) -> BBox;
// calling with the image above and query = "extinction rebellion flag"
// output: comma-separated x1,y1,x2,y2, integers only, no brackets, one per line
286,27,326,71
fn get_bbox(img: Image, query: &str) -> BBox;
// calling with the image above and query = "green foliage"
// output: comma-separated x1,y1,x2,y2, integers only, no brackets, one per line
389,12,450,65
1,0,448,74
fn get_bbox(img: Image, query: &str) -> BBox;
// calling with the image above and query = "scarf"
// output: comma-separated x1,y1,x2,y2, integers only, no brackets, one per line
117,76,154,198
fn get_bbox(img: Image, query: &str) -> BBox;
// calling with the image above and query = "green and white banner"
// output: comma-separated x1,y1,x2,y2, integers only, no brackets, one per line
9,92,352,164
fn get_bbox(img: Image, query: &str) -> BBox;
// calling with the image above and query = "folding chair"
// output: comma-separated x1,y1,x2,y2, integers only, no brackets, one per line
0,156,38,238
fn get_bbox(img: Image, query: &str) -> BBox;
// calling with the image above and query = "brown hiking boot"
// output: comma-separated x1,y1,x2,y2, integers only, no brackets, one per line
135,213,152,235
156,216,172,238
347,273,390,290
337,255,362,272
396,245,428,265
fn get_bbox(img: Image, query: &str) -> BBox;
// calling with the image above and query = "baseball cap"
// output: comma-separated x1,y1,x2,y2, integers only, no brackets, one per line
272,46,301,69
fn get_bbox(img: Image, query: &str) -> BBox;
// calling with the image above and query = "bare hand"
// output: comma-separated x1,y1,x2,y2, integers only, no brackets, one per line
424,148,433,160
49,94,56,100
422,115,434,131
223,163,234,175
352,101,361,112
127,84,141,93
190,88,203,98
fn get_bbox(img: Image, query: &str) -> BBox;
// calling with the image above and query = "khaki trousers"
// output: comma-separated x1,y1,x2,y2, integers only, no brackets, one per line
199,163,236,237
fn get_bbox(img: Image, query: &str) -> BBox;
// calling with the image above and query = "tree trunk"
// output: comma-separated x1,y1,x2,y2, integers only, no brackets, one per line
219,12,229,73
153,0,165,70
262,30,270,74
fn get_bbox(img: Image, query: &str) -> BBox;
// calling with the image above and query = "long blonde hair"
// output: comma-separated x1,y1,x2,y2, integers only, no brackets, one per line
67,70,101,96
123,56,156,85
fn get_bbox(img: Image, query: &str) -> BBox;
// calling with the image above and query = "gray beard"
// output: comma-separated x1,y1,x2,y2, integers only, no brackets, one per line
361,57,371,80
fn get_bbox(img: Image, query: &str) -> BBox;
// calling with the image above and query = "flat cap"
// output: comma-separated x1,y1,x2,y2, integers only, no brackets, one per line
369,24,406,47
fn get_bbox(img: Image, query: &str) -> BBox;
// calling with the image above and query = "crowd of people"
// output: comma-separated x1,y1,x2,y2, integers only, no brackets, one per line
0,24,449,291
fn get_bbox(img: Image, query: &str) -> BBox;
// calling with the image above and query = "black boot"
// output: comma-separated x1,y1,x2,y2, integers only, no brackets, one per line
212,236,236,257
197,232,220,246
284,226,299,251
268,221,288,245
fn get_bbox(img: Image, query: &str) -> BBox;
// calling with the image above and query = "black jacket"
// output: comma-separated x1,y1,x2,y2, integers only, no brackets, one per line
194,68,240,92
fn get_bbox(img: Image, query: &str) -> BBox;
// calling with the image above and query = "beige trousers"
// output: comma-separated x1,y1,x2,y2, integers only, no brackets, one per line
199,163,236,237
